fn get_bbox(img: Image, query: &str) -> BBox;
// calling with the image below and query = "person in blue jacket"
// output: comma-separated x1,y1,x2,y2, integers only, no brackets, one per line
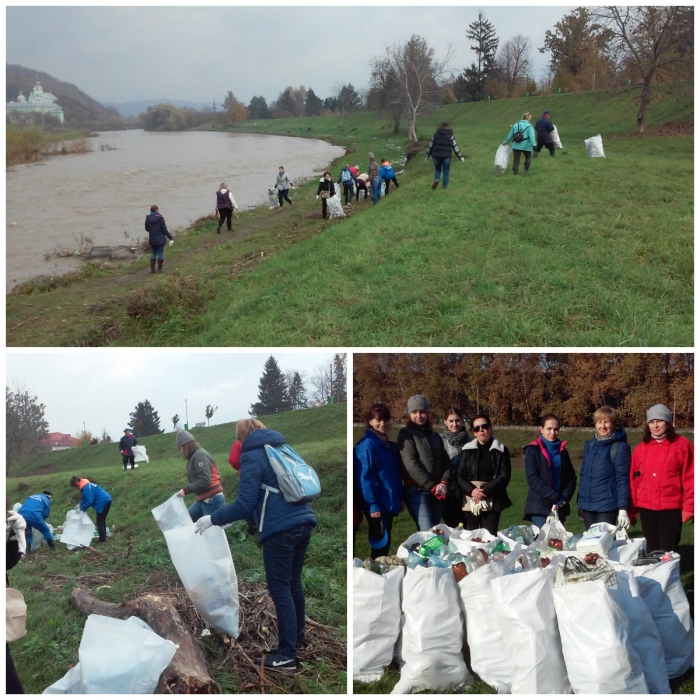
576,406,631,530
502,113,537,176
354,403,403,558
337,164,358,205
379,159,400,195
144,205,174,274
194,419,316,672
533,110,556,158
70,476,113,542
17,491,55,552
523,414,577,528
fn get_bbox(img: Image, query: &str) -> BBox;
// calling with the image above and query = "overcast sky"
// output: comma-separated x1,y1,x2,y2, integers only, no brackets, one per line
6,351,341,438
6,5,575,106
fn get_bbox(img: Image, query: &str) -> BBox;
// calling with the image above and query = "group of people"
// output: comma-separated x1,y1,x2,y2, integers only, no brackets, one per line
502,110,557,175
354,395,693,557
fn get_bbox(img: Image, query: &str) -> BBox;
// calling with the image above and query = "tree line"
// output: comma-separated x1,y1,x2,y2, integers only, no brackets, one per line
353,353,694,428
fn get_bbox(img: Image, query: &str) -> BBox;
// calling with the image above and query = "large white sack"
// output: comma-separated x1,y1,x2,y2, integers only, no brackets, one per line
494,144,512,174
632,554,694,678
132,445,149,463
392,566,472,694
152,495,193,531
327,187,345,218
608,537,646,567
609,568,671,694
43,664,83,694
553,578,648,693
585,133,605,157
353,563,404,682
551,125,563,148
491,567,570,694
61,510,95,549
457,564,511,693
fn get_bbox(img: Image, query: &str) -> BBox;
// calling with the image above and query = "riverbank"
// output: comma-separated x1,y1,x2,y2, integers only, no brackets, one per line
6,126,94,166
6,85,694,347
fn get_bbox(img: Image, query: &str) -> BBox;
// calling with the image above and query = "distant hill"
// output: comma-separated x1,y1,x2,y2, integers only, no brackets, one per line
105,99,214,117
6,64,127,128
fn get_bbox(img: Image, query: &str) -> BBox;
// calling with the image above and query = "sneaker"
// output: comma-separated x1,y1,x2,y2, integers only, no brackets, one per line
254,653,296,670
216,226,221,234
431,180,439,190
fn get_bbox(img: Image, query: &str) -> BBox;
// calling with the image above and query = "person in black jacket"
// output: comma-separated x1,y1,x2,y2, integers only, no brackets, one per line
315,172,336,219
533,111,555,158
215,183,238,233
425,122,465,190
119,428,138,470
144,205,174,273
456,414,512,535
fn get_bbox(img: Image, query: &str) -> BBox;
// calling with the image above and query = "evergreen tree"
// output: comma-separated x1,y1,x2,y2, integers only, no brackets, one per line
247,95,271,120
128,400,164,437
250,356,292,416
332,354,347,402
288,371,309,410
305,88,324,116
461,11,500,101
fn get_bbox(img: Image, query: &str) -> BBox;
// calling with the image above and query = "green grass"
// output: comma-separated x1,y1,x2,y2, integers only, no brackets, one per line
6,403,346,694
353,424,694,694
6,84,693,347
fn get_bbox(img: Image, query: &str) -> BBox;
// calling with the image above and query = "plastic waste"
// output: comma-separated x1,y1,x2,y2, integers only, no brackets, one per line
418,536,444,557
585,134,605,158
406,551,423,569
427,554,447,568
494,144,513,174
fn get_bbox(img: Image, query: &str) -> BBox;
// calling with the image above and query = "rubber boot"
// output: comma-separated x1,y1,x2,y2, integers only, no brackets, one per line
533,150,538,158
158,259,164,273
150,259,156,274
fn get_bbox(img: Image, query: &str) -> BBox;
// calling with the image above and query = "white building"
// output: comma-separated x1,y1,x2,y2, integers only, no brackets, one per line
6,79,65,124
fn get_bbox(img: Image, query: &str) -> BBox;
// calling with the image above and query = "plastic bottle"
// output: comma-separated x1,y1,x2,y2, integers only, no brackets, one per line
427,554,447,568
418,535,444,557
406,551,422,569
439,544,450,558
452,522,464,538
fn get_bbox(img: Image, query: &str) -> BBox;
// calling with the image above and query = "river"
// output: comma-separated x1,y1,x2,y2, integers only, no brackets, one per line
6,129,345,290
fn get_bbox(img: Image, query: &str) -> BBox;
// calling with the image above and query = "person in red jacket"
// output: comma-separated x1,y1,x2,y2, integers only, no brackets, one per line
228,439,242,471
629,404,694,554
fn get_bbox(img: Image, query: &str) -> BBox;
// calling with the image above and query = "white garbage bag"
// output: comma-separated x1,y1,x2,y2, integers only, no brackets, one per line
491,567,570,694
551,125,563,148
457,564,511,693
392,566,472,694
327,186,345,219
608,537,646,567
576,522,617,556
61,510,95,550
494,144,512,174
585,134,605,157
43,663,83,693
153,496,239,637
353,561,404,682
132,445,149,463
152,494,193,532
553,577,648,693
632,554,694,678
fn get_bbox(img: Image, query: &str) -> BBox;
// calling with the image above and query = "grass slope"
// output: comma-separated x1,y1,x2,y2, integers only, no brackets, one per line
6,85,693,347
6,403,347,694
352,425,694,694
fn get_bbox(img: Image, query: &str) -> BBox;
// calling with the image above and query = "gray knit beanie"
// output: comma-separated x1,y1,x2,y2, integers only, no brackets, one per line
368,152,375,160
407,395,430,414
646,404,672,424
176,430,195,447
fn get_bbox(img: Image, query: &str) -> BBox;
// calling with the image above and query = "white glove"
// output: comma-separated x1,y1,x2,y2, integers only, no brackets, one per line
174,489,186,498
168,239,174,247
194,515,213,535
545,506,559,524
460,157,465,162
74,505,82,512
424,156,429,162
316,195,319,199
617,509,630,529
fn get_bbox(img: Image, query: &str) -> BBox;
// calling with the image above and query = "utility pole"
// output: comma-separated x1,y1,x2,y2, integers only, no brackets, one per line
329,363,333,403
185,399,189,430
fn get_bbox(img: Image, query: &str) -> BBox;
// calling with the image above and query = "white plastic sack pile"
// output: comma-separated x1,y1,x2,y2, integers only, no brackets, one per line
353,560,404,682
44,615,178,694
392,566,472,694
327,185,345,219
494,144,512,174
132,445,149,464
551,125,563,148
585,134,605,157
152,495,239,637
61,510,95,550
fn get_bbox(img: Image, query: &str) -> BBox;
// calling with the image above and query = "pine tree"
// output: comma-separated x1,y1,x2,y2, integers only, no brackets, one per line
332,354,347,402
288,372,309,410
250,356,292,416
462,11,500,101
128,400,164,437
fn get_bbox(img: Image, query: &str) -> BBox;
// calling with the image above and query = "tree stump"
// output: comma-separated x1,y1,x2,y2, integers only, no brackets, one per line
69,586,220,694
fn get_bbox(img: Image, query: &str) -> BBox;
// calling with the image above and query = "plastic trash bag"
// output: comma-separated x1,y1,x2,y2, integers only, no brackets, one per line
494,144,512,174
585,134,605,157
576,522,618,556
327,187,345,219
153,496,239,637
607,537,646,567
392,566,472,694
132,445,149,463
61,510,95,550
551,125,563,148
43,664,82,693
353,559,404,682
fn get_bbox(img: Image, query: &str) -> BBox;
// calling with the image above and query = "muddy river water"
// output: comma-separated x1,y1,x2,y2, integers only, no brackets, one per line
6,129,345,290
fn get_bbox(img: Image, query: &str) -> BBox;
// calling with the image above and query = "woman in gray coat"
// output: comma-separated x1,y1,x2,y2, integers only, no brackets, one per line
274,166,295,208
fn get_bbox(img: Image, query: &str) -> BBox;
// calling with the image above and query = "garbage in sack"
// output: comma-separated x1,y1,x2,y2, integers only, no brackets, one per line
585,134,605,157
132,445,149,464
28,523,54,551
267,189,279,209
61,510,95,550
396,530,444,559
392,566,472,693
491,566,571,694
353,559,404,682
326,186,345,219
153,495,239,637
553,558,648,693
43,614,178,694
494,144,512,174
608,537,646,567
576,522,617,556
632,552,694,679
551,125,563,148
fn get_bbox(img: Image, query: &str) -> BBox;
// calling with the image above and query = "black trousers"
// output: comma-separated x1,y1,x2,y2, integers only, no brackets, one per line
97,501,111,542
442,496,464,528
278,188,292,206
513,150,532,173
463,509,502,536
581,509,617,530
638,508,683,553
321,197,330,218
342,183,354,204
384,177,399,194
534,142,555,155
217,207,233,230
361,507,394,558
6,644,24,694
122,454,135,469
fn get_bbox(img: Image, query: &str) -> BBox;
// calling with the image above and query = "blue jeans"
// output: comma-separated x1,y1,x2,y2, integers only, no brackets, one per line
531,514,567,529
263,523,314,658
581,510,617,530
432,157,452,188
151,245,164,261
188,493,226,521
404,485,444,532
370,177,381,204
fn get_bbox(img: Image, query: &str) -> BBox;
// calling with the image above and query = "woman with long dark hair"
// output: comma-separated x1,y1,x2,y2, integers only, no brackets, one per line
439,407,470,527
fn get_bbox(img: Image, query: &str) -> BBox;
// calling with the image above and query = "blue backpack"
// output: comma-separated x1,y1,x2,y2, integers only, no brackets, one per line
263,444,321,504
341,169,353,183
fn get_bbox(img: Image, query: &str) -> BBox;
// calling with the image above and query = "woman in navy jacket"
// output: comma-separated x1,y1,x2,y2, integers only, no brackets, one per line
354,403,402,557
523,414,577,527
144,205,174,273
196,419,316,671
576,406,631,530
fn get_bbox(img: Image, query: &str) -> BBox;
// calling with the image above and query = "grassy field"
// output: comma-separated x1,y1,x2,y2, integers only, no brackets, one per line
353,425,694,694
6,403,347,694
6,84,693,347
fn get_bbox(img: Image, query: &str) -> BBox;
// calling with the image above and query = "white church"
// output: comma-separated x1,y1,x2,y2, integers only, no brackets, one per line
6,79,65,124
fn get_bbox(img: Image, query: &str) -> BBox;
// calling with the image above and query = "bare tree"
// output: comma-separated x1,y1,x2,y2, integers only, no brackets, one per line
595,6,694,132
204,405,218,427
497,35,532,98
171,414,179,431
370,35,453,141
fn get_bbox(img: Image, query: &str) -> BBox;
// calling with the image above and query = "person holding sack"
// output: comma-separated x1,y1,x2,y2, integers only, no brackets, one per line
215,182,238,234
315,171,336,219
502,113,536,175
195,419,317,671
18,491,55,552
69,476,113,543
456,414,512,535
